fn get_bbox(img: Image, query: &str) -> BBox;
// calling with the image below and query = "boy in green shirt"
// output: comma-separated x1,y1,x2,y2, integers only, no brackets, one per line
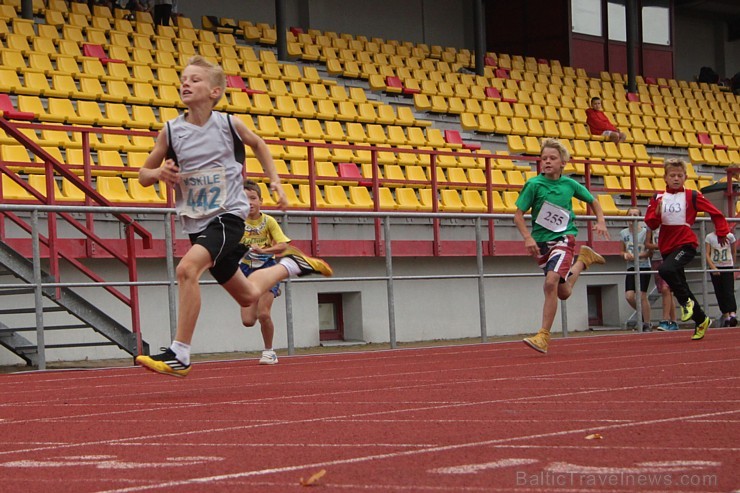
513,139,610,354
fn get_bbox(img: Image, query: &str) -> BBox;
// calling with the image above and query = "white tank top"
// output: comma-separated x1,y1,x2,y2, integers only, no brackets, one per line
166,111,248,234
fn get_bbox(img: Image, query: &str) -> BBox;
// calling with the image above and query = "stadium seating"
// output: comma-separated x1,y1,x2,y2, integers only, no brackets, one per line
0,5,734,219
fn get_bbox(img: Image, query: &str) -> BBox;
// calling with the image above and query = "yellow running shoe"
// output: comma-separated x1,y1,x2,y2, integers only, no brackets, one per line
523,329,550,354
577,246,606,270
691,316,710,341
680,298,695,322
135,348,191,378
281,245,333,277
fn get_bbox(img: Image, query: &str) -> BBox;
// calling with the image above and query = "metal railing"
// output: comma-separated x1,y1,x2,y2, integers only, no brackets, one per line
2,203,736,368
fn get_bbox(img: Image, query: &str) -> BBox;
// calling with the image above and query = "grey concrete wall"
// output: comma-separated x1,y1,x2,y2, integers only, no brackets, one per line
177,0,469,48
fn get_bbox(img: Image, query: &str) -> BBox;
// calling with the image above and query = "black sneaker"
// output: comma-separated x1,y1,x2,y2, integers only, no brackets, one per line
135,347,191,377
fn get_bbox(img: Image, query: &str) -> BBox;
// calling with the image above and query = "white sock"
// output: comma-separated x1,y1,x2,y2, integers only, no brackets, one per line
170,341,191,366
278,257,301,277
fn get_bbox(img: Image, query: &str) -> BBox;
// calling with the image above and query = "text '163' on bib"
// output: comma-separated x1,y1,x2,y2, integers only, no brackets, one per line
660,193,687,226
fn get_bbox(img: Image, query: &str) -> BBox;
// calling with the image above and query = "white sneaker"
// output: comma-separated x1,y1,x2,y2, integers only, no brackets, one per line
259,350,278,365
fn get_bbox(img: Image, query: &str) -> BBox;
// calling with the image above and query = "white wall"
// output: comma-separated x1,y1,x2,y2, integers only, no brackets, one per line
0,250,628,367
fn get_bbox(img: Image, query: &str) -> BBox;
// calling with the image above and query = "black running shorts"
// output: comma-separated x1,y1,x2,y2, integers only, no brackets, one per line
188,213,247,284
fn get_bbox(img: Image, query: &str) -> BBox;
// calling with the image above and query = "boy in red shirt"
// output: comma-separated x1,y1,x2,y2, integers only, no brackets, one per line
586,97,627,143
644,158,730,340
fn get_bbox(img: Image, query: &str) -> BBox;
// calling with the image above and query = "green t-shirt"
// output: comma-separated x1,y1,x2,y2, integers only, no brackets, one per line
515,174,595,242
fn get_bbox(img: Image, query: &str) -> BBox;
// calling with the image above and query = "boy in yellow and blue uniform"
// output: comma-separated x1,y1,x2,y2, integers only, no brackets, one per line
239,180,290,365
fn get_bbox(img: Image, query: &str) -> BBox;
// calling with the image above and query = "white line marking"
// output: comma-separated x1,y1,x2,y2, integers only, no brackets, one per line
0,455,223,470
546,460,721,475
637,460,723,467
94,407,740,493
430,458,539,474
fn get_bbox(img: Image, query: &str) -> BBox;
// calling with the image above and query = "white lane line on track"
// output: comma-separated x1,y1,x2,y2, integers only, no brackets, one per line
93,407,740,493
108,442,740,453
0,346,736,415
0,336,735,400
430,458,540,474
1,329,737,391
0,361,737,440
1,373,737,460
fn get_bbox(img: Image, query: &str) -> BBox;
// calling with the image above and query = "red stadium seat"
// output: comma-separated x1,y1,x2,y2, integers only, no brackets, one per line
338,162,371,186
0,94,34,120
443,129,480,150
226,75,266,95
385,76,403,94
485,86,502,100
82,44,123,64
697,132,714,148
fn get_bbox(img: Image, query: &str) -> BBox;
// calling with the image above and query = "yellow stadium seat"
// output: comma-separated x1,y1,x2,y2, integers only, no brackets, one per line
1,174,36,201
702,148,720,166
322,185,352,209
597,194,625,215
502,191,520,213
344,186,371,209
128,178,165,203
299,184,327,208
60,178,87,201
396,187,422,210
461,190,487,212
28,174,72,202
439,189,465,212
96,176,134,202
571,197,587,215
447,167,469,188
377,187,398,210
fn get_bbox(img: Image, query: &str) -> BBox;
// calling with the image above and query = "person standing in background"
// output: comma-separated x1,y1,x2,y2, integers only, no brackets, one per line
705,228,738,327
620,207,652,331
153,0,172,25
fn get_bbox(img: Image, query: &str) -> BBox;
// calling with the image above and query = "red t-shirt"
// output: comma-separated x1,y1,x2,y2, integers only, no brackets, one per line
585,108,617,135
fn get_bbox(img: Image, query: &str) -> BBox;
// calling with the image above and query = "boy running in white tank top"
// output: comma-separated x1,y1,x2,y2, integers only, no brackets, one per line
135,56,332,377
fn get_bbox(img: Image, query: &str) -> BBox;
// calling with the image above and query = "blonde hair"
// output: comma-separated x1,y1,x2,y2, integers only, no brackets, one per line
664,157,687,173
185,55,226,105
540,138,570,162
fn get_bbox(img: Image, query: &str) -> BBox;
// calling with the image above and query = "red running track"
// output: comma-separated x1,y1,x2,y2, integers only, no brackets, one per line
0,329,738,492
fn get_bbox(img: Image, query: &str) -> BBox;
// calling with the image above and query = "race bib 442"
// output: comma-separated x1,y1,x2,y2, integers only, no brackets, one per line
179,168,227,218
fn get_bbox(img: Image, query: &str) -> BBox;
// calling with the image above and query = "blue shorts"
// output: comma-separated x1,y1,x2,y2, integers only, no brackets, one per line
239,258,281,298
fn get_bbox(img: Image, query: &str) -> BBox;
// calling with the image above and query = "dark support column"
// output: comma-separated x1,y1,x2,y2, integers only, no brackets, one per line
276,0,288,61
474,0,486,76
21,0,33,19
625,0,638,92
